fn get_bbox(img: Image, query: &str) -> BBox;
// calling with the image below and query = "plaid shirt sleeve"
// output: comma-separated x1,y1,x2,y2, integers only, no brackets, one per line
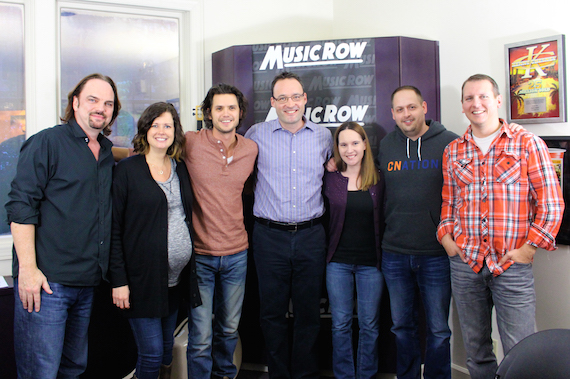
437,144,456,242
524,133,564,250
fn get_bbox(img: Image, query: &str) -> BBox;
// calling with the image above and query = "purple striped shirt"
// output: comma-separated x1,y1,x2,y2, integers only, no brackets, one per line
245,118,333,223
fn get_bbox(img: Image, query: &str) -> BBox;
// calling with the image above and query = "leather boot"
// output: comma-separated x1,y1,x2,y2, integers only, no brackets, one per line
159,363,172,379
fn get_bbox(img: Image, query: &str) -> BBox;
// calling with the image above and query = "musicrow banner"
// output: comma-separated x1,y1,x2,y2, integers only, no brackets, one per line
251,38,376,128
213,36,440,149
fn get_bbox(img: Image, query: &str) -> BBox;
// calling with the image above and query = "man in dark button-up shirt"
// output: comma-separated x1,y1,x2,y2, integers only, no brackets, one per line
5,73,121,379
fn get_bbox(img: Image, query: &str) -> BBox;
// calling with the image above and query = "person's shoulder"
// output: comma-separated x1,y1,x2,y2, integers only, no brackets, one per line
440,127,460,140
444,135,461,147
381,129,399,142
436,129,460,149
237,133,258,151
513,129,547,150
325,169,344,181
512,128,538,139
324,169,338,179
378,129,401,151
306,119,327,131
425,120,459,140
245,121,278,143
245,120,272,134
439,132,463,155
244,123,257,138
32,124,69,140
20,124,69,152
184,129,203,142
306,121,333,143
116,154,143,171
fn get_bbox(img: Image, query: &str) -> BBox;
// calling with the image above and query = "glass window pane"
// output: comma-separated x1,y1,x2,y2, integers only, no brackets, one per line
0,3,25,236
60,8,180,147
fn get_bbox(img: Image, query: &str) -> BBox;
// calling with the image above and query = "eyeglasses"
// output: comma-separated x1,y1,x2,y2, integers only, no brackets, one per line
272,94,304,104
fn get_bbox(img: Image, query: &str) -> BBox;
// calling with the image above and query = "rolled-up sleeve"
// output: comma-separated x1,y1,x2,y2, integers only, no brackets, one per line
5,134,50,225
525,135,564,250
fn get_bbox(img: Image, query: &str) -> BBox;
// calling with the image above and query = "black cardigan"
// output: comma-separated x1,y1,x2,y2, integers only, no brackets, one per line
109,154,201,318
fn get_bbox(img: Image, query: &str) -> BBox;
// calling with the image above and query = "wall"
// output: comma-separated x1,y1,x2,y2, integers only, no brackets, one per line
0,0,204,277
2,0,568,374
202,0,570,374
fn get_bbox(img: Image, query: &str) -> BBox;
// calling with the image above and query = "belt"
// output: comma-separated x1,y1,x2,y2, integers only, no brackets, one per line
255,217,322,232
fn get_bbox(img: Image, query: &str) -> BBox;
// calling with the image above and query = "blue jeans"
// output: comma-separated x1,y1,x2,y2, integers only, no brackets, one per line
449,255,536,379
187,250,247,379
253,221,326,379
128,309,179,379
326,262,384,379
13,279,94,379
382,252,451,379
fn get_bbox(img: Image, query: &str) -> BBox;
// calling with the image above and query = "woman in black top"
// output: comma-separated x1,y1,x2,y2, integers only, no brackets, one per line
324,122,384,379
109,102,200,379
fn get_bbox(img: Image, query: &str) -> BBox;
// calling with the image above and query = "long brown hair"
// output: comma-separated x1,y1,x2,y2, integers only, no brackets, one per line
132,102,185,161
61,73,121,136
333,122,378,191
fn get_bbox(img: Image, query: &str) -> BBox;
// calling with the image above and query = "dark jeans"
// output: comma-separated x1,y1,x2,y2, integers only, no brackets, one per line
253,221,326,379
128,309,178,379
326,262,384,379
13,279,94,379
187,250,247,379
382,252,452,379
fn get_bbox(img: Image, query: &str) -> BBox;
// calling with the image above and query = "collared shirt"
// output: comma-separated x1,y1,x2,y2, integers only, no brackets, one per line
245,118,333,223
437,119,564,276
6,120,114,286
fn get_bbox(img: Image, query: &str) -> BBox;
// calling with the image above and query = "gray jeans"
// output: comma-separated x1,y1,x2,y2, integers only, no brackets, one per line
450,255,536,379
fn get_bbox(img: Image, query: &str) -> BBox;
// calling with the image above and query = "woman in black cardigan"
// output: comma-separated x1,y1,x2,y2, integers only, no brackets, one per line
109,102,200,379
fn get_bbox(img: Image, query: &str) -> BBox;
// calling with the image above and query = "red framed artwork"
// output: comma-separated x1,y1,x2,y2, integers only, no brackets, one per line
505,35,566,124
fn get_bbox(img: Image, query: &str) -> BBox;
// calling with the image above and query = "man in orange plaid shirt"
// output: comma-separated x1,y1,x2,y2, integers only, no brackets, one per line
437,74,564,379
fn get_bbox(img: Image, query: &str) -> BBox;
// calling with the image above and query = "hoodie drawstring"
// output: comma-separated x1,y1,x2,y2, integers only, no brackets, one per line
417,137,422,161
406,137,422,161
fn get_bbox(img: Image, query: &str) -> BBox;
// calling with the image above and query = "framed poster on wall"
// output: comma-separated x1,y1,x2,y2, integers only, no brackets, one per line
505,35,566,124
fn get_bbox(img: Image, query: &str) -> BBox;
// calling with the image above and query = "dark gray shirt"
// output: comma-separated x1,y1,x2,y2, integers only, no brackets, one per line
6,120,114,286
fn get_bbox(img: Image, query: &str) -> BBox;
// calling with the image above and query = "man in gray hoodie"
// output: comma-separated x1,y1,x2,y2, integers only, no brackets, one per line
378,86,457,379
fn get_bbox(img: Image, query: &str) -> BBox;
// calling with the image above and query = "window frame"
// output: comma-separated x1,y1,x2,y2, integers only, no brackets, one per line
57,0,203,133
0,0,204,276
0,0,30,275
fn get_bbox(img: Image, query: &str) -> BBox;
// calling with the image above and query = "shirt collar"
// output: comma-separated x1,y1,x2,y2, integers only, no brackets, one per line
68,119,112,148
69,119,89,139
204,127,240,149
460,118,510,143
272,116,313,133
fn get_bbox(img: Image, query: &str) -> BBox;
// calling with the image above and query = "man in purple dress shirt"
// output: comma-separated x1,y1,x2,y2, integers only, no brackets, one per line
245,71,333,379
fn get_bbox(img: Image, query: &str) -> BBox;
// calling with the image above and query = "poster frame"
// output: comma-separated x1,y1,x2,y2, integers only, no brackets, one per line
505,34,566,124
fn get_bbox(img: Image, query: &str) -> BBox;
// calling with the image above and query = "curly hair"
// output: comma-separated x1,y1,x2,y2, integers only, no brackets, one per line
201,84,248,129
132,102,185,161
